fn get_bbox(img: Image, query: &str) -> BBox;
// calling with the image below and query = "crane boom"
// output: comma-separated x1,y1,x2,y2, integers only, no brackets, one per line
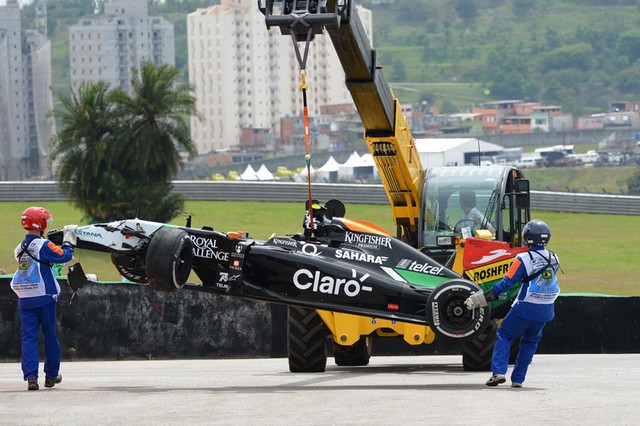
259,0,424,245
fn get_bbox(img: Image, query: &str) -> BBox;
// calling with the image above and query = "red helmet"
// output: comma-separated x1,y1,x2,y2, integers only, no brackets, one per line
21,206,53,231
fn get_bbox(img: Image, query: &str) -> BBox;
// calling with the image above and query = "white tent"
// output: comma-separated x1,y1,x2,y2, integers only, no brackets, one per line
294,165,315,182
337,151,362,181
359,153,379,180
316,156,340,183
255,164,276,181
240,164,259,181
338,151,375,181
414,138,504,169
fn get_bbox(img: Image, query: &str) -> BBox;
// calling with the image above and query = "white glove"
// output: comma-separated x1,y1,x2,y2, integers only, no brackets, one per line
63,225,78,247
465,291,488,310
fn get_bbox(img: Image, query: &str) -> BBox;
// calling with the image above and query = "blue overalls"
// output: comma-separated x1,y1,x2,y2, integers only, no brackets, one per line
10,235,73,381
490,247,560,384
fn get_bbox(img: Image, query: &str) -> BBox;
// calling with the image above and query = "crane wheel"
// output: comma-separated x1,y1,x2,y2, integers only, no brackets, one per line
287,306,328,373
334,335,372,366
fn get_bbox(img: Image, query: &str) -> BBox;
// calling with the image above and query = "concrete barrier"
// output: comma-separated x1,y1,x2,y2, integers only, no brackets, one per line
1,279,638,360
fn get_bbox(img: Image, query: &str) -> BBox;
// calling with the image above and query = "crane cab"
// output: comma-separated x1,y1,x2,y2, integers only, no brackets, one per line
418,165,530,265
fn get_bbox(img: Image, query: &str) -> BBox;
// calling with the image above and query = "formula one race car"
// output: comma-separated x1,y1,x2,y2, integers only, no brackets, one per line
48,200,491,361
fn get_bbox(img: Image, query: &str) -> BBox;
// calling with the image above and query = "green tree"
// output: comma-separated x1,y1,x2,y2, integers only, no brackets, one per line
51,62,199,223
108,61,199,221
539,43,594,73
111,62,198,182
50,81,121,221
616,29,640,63
454,0,478,23
512,0,535,18
626,167,640,194
391,57,407,81
614,63,640,93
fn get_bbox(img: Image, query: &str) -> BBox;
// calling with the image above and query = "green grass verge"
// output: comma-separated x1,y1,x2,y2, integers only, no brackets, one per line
524,165,637,194
1,201,639,296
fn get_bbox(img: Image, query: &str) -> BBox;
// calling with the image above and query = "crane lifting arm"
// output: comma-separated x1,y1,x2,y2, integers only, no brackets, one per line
259,0,424,246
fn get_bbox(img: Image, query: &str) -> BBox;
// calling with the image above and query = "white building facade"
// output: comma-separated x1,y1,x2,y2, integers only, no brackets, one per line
187,0,372,154
69,0,174,94
0,4,55,180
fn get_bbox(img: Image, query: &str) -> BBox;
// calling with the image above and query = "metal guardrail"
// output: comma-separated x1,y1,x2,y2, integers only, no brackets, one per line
1,181,639,215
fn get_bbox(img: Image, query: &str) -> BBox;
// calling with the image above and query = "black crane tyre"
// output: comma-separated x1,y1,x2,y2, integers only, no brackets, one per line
462,320,498,371
111,253,148,283
427,279,491,341
334,335,373,366
491,300,512,320
288,306,328,373
146,227,193,292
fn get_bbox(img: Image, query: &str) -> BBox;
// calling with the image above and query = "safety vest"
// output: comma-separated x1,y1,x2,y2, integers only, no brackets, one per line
518,250,560,305
10,238,61,299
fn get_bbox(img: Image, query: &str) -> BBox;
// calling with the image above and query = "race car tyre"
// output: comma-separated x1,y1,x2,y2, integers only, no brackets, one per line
334,335,372,366
462,320,498,371
111,253,147,283
146,227,193,292
427,279,491,342
288,306,328,373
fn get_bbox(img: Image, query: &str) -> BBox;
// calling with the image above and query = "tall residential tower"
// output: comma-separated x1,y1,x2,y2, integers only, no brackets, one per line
69,0,175,93
187,0,372,154
0,2,55,180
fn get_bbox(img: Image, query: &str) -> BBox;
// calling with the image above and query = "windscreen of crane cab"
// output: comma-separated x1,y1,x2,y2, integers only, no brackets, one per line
421,167,505,248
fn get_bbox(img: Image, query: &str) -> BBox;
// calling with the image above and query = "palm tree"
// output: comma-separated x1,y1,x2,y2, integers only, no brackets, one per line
111,61,199,182
108,61,200,221
50,81,121,220
51,62,200,223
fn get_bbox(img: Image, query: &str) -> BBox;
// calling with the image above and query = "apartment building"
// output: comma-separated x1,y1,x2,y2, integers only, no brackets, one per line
187,0,373,154
0,3,55,180
69,0,174,94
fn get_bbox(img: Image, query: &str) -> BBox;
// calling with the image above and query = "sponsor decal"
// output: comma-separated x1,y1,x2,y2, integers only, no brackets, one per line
230,259,242,271
76,229,103,238
387,303,399,311
335,249,388,264
271,238,298,248
301,244,322,257
466,260,512,283
463,239,527,270
217,272,241,288
470,249,509,265
190,235,230,261
432,300,440,326
293,268,372,297
396,259,444,275
344,232,391,250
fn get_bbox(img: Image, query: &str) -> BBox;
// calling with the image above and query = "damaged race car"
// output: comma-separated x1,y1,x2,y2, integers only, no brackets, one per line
48,200,491,369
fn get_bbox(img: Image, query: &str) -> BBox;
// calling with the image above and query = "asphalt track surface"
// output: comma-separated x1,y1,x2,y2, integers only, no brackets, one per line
0,354,638,425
